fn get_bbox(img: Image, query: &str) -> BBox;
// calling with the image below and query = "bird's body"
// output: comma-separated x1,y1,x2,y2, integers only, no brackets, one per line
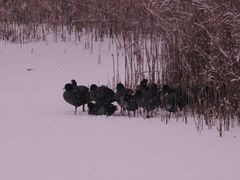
88,102,117,116
135,79,150,109
90,84,115,105
63,80,90,114
160,85,188,112
123,93,138,117
147,83,161,111
115,83,134,114
135,80,160,117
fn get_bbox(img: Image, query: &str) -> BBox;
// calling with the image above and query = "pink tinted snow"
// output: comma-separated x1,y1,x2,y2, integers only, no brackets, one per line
0,40,239,180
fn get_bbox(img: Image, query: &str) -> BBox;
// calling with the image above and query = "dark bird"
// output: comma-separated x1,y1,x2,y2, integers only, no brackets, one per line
63,81,90,114
87,102,117,116
160,84,188,112
175,86,188,111
70,79,91,112
135,79,160,117
90,84,115,105
147,83,161,111
122,93,138,117
135,79,149,109
115,82,134,114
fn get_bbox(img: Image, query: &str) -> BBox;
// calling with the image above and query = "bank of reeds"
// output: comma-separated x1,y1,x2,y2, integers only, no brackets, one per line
1,0,240,134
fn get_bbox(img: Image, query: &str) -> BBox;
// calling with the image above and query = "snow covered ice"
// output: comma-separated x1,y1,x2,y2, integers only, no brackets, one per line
0,40,240,180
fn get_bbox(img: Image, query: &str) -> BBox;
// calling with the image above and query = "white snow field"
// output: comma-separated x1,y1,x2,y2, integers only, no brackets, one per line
0,39,240,180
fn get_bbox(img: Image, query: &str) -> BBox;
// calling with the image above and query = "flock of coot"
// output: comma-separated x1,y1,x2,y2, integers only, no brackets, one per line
63,79,188,117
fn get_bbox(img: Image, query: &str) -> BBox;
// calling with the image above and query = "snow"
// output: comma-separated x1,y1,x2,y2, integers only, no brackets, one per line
0,39,240,180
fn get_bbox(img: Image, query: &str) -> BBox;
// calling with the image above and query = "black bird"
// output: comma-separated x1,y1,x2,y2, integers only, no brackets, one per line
135,79,150,109
63,82,90,114
90,84,115,105
122,93,138,117
160,84,177,112
135,79,160,117
87,102,117,116
70,79,91,112
160,84,188,112
115,83,134,114
175,86,188,111
147,83,161,111
136,79,148,91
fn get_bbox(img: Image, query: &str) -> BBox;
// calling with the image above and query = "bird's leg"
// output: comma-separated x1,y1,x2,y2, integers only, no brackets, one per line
120,107,123,115
166,112,171,124
154,109,157,116
150,110,153,118
82,104,85,112
139,108,142,116
121,107,125,116
75,107,77,115
127,111,130,117
147,110,154,118
146,110,150,118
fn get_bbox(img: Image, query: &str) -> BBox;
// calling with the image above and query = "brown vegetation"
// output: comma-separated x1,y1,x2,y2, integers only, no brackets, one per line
1,0,240,133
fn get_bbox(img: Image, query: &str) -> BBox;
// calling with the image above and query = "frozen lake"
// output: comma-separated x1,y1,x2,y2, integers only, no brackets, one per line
0,39,239,180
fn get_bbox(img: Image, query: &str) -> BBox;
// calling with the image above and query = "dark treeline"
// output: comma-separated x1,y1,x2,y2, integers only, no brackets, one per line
1,0,240,132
